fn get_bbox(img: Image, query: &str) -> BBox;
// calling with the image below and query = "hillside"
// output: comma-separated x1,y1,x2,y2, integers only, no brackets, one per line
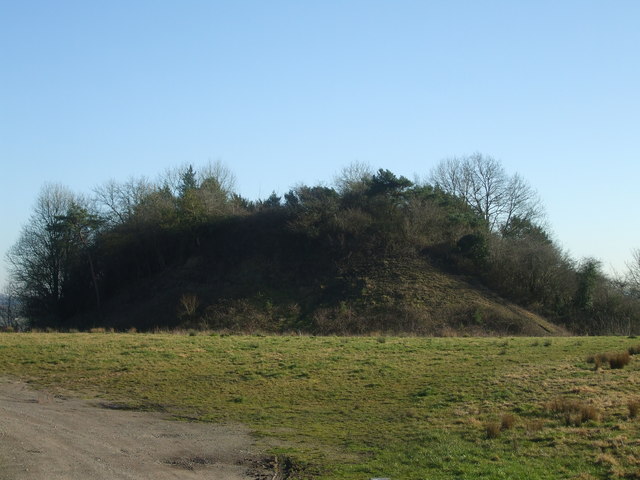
10,164,639,334
89,246,564,336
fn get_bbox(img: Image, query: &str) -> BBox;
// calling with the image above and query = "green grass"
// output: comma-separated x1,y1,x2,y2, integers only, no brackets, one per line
1,333,639,479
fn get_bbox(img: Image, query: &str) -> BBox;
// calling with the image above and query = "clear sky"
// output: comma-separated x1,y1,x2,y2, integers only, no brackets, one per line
1,0,639,288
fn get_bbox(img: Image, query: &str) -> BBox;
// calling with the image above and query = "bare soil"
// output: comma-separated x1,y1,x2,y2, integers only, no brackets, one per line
0,379,273,480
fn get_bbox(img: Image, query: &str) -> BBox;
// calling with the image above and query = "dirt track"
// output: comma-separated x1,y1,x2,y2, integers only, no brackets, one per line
0,379,273,480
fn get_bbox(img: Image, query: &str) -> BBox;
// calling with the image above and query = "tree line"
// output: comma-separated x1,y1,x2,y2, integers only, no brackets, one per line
5,155,640,334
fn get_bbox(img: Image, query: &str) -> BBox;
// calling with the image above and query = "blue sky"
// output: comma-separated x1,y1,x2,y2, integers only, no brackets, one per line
1,0,639,287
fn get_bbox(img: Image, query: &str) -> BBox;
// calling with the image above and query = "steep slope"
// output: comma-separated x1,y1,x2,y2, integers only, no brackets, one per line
91,251,564,336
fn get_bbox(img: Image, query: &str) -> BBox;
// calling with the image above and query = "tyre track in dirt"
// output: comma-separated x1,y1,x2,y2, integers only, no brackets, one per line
0,379,273,480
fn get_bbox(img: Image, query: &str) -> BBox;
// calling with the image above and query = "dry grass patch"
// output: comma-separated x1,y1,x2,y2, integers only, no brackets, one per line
628,398,640,419
569,386,597,395
575,405,601,425
500,413,516,431
595,452,627,479
88,327,113,334
585,354,601,369
608,352,631,369
485,421,502,439
546,398,601,426
586,351,631,370
484,413,517,439
525,418,546,434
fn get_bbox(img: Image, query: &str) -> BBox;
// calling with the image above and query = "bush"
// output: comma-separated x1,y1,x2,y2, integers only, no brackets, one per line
608,352,631,369
578,405,600,423
586,351,631,370
178,293,200,320
485,421,501,439
586,353,601,371
546,397,601,425
501,413,516,431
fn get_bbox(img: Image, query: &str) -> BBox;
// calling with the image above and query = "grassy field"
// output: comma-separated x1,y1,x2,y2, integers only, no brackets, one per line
1,333,639,479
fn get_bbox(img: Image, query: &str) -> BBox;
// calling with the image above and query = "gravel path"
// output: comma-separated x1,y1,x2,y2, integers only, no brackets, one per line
0,379,273,480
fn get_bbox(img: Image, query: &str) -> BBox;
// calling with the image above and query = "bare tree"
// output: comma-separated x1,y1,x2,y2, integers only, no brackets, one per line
6,184,76,321
197,161,239,217
0,283,20,329
155,161,239,219
198,160,237,198
430,153,543,231
501,173,541,227
333,161,373,195
93,177,154,226
627,249,640,297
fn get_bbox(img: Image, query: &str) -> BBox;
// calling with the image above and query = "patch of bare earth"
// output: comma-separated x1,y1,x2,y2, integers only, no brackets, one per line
0,379,273,480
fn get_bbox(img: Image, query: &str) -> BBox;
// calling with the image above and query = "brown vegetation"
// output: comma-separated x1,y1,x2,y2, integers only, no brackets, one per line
485,421,502,439
500,413,517,431
546,398,601,426
587,351,632,370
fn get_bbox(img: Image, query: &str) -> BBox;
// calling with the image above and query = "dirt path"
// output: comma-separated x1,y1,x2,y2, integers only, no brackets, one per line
0,379,273,480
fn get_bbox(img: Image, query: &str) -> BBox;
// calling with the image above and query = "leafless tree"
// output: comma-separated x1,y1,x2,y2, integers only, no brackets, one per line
196,161,240,217
198,160,237,198
93,177,154,226
430,153,543,231
627,249,640,297
6,184,76,319
333,161,373,195
0,283,20,329
155,161,239,218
